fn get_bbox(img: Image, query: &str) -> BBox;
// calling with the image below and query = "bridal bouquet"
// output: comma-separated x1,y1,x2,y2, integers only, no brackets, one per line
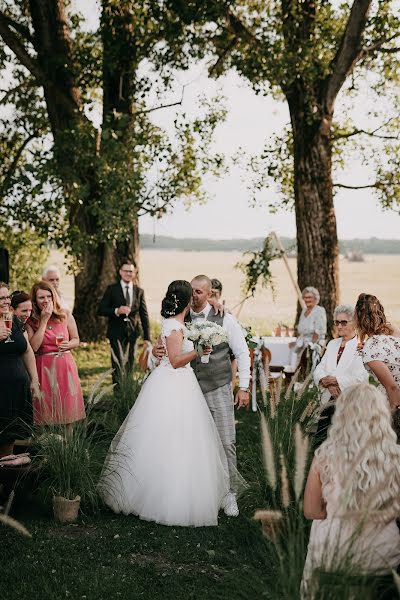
185,320,228,364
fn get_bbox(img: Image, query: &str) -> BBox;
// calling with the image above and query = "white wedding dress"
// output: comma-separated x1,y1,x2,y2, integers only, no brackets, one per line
99,318,229,527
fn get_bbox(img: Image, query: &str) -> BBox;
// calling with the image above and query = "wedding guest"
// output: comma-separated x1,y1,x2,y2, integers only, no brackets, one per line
42,265,70,310
11,291,32,326
355,293,400,437
98,258,151,384
211,279,223,302
0,282,38,457
26,281,85,428
292,287,326,372
313,304,368,446
302,384,400,597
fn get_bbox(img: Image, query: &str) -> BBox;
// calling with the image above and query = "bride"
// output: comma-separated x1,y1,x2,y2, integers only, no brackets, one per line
99,280,229,527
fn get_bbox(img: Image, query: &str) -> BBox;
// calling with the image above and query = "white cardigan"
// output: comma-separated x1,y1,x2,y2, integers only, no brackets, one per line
313,336,368,405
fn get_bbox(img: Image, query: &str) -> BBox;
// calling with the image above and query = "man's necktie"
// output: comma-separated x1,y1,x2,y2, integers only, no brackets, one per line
125,285,131,307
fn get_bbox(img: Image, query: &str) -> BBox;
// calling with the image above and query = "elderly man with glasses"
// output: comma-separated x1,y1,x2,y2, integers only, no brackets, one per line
313,304,368,447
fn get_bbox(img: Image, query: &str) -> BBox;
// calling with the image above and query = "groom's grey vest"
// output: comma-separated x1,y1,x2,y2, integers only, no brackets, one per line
185,312,232,394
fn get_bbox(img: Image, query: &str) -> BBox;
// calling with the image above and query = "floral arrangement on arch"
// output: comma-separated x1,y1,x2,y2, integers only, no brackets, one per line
238,322,258,349
185,321,228,363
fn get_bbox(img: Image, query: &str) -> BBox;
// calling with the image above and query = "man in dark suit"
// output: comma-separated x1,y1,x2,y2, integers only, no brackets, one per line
98,259,151,383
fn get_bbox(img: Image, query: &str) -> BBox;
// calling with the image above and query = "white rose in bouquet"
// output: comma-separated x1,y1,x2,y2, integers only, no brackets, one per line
185,320,228,363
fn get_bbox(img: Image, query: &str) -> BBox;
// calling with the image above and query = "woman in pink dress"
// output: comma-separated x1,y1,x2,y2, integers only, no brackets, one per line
26,281,85,428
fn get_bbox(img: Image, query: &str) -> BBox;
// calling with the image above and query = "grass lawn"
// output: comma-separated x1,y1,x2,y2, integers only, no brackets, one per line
0,343,274,600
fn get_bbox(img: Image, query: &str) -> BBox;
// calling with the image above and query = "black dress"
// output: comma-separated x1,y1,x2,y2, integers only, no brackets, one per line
0,318,33,443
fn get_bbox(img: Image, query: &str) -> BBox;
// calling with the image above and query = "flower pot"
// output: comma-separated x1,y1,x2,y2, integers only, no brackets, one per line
53,495,81,524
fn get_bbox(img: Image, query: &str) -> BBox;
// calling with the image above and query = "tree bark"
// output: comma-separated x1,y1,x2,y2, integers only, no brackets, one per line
289,102,339,335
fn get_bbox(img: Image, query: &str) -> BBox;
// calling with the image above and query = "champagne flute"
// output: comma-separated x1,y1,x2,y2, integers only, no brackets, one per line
55,333,65,356
3,312,14,344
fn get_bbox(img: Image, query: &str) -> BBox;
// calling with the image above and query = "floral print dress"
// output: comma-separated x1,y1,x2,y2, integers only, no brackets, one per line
362,335,400,397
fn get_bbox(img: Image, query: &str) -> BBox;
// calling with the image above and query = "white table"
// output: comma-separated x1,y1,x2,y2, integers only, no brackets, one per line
261,336,297,368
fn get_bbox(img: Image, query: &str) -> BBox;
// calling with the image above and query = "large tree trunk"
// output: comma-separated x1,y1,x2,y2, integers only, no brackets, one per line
29,0,141,340
290,104,339,336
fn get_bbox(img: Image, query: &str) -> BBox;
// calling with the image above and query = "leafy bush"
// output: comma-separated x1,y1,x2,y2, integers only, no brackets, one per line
0,225,49,290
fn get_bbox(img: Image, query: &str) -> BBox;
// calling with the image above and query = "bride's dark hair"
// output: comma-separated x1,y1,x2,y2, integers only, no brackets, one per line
161,280,192,318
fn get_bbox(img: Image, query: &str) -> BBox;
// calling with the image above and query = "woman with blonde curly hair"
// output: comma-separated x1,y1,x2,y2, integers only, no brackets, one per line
26,281,85,427
302,384,400,595
355,293,400,416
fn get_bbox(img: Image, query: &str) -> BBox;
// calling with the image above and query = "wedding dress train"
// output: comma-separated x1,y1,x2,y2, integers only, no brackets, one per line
99,318,229,527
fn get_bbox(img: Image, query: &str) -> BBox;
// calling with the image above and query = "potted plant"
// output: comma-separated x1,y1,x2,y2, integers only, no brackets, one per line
33,407,108,524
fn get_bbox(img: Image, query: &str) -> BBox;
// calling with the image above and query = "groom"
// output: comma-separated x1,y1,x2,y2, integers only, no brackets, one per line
154,274,250,517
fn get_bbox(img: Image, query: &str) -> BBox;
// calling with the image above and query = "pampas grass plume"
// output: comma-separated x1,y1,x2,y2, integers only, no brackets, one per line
260,413,277,490
280,453,290,508
294,424,309,500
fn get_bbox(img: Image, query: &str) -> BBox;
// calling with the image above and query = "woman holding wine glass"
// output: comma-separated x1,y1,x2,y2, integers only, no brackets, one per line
0,282,39,457
26,281,85,429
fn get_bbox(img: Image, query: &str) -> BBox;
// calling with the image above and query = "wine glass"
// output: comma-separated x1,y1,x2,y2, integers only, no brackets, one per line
123,306,131,323
3,312,14,344
55,333,65,356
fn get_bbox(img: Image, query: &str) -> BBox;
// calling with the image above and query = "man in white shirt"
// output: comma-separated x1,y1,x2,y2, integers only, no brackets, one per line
42,265,70,311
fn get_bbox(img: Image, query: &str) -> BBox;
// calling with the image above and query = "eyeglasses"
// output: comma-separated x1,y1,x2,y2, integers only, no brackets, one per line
334,320,351,326
0,295,11,302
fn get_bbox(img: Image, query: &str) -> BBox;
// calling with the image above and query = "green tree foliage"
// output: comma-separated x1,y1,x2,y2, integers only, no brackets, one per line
164,0,400,331
0,225,49,290
0,1,226,338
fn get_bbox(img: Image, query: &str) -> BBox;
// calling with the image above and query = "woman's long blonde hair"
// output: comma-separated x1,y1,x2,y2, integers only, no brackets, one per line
30,281,66,323
315,383,400,522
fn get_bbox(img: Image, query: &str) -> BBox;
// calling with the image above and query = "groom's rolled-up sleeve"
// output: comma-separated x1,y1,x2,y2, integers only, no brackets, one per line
223,314,251,389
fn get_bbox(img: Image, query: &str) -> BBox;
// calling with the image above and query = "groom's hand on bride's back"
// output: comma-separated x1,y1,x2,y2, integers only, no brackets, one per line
152,337,165,360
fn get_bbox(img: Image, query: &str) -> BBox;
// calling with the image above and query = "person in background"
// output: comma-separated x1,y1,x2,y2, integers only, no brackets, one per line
293,287,327,370
11,291,32,326
302,384,400,597
0,282,38,457
98,259,151,385
26,281,85,429
42,265,69,311
211,279,223,303
313,304,368,447
355,293,400,437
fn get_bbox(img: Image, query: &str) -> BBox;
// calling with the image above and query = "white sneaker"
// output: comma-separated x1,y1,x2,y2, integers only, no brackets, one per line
222,492,239,517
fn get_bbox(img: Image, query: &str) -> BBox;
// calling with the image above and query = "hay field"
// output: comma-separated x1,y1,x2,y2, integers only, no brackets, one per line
55,249,400,334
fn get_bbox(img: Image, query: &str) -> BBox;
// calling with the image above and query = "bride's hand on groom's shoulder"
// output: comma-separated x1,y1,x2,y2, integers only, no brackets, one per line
209,298,226,316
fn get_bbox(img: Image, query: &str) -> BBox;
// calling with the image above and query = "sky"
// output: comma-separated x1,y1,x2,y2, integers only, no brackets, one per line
71,1,400,241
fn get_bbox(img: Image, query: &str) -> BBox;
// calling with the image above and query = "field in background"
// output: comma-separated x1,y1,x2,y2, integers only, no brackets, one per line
52,250,400,335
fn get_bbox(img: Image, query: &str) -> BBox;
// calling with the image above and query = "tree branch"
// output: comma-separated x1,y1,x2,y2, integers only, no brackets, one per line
0,11,83,120
0,131,38,195
0,11,42,80
359,32,400,58
333,117,399,141
325,0,372,110
133,87,185,116
334,182,376,189
0,11,33,43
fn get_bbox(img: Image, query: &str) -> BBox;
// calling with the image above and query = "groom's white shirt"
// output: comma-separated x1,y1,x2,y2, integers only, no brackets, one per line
191,303,250,389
